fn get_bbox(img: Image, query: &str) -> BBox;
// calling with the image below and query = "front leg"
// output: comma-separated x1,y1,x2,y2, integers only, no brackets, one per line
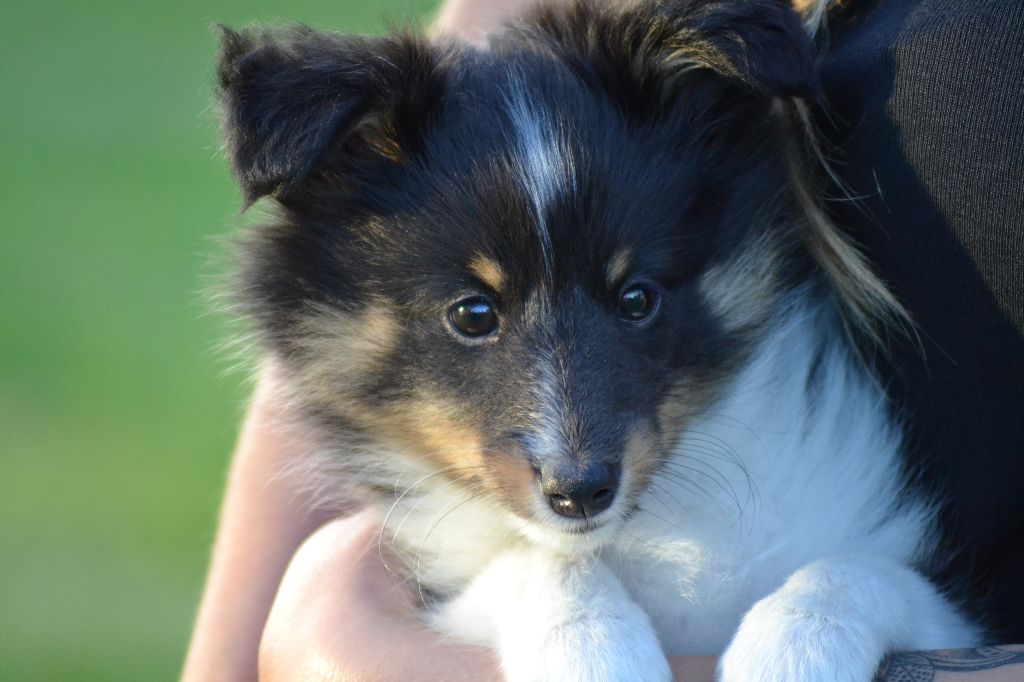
718,556,981,682
431,548,670,682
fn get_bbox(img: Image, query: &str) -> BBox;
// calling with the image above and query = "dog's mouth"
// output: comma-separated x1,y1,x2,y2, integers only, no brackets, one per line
551,501,642,536
534,514,615,538
562,518,608,535
508,492,630,553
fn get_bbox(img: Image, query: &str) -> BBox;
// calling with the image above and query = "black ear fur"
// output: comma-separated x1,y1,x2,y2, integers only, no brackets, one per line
688,0,819,97
216,26,446,206
525,0,818,110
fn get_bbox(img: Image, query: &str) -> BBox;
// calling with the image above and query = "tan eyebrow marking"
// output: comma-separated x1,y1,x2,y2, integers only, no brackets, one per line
468,254,506,293
606,248,633,287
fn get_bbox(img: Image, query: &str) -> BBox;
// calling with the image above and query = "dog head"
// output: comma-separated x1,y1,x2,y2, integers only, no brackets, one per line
218,1,852,546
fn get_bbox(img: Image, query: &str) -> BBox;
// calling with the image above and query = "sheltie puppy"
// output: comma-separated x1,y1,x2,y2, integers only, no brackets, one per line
216,1,981,679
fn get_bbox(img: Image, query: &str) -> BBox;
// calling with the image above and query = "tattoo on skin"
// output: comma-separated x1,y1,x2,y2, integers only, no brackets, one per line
874,647,1024,681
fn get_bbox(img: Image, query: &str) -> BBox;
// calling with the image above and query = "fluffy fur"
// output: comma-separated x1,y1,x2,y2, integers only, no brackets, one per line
216,1,981,680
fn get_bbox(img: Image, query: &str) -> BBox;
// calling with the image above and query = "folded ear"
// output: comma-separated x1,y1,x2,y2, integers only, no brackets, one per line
685,0,819,97
526,0,818,109
216,26,447,206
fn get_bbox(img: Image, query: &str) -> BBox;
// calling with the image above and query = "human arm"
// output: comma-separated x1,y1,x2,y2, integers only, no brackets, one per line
874,649,1024,682
181,373,337,681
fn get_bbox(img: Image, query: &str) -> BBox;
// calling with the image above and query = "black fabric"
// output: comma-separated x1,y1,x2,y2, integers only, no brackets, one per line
819,0,1024,640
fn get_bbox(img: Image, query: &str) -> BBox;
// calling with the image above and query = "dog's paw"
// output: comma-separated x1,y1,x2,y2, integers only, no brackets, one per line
501,606,671,682
499,557,670,682
717,590,882,682
430,549,669,682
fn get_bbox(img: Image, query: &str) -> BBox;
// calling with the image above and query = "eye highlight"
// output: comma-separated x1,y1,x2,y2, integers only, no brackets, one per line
618,283,659,322
448,296,499,338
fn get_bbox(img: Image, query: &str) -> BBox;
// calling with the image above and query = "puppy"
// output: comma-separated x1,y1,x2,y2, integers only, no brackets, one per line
216,1,981,679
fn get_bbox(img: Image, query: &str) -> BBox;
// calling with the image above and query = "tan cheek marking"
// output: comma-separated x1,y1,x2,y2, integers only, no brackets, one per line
483,446,538,515
606,247,633,288
386,396,486,476
389,397,541,510
291,304,399,413
655,374,723,440
468,255,506,293
621,423,660,502
698,233,782,332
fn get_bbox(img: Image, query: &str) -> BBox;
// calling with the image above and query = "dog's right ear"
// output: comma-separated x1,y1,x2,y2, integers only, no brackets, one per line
523,0,818,116
217,26,447,207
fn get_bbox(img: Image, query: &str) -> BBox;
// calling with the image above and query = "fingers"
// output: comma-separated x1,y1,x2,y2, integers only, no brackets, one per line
259,511,397,681
259,511,499,682
270,509,416,623
432,0,539,45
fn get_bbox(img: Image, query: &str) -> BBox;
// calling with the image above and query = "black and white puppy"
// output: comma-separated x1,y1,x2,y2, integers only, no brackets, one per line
217,1,981,679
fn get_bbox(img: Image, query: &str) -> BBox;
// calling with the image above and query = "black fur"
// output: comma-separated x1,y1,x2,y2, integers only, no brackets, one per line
217,0,824,513
217,25,450,205
212,2,1012,668
219,0,824,524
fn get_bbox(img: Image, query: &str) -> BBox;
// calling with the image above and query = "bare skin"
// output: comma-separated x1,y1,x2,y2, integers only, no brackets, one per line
183,2,1024,680
182,374,334,681
432,0,539,44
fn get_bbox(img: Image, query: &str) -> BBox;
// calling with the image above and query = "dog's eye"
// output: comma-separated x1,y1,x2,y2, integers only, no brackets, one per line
618,284,658,322
448,296,499,338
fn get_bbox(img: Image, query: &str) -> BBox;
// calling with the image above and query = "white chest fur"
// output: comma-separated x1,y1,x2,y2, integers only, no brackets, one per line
373,298,977,680
607,300,935,654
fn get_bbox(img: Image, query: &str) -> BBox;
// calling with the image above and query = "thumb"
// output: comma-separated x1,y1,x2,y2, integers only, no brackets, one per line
258,509,416,681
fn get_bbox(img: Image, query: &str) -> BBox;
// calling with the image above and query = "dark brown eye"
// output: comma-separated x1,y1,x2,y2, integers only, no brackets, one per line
448,296,498,338
618,284,658,322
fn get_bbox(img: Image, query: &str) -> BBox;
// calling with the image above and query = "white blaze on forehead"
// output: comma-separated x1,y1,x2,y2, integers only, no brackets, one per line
506,84,575,283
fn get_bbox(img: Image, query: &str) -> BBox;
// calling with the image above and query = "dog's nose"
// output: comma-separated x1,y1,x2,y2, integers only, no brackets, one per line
538,461,619,519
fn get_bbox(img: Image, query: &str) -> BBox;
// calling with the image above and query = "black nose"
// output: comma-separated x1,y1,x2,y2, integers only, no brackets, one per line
539,461,620,519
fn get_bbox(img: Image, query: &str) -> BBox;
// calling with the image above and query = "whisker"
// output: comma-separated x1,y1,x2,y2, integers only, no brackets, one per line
413,483,488,607
646,479,692,517
378,464,486,575
665,459,744,516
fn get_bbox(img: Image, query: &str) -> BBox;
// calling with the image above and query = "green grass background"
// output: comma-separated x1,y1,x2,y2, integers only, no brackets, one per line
0,1,436,679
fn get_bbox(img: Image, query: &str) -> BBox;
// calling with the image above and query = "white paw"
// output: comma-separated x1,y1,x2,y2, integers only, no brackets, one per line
501,603,671,682
718,591,883,682
431,550,670,682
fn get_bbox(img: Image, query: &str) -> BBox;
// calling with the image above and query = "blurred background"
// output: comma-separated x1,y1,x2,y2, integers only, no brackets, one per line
0,1,435,679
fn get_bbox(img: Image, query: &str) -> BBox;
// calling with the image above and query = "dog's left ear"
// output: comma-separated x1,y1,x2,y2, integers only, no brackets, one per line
216,26,448,206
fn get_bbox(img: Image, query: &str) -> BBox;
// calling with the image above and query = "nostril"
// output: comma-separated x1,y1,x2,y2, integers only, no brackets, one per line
547,493,585,518
590,485,615,511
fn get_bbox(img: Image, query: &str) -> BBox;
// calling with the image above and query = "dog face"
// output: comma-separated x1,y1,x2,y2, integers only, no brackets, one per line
219,1,819,542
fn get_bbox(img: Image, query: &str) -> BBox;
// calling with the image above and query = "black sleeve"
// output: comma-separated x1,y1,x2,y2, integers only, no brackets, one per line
818,0,1024,640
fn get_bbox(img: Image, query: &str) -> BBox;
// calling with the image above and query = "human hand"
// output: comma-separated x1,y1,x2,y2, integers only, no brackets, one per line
258,509,500,682
257,506,720,682
178,362,712,682
432,0,540,45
